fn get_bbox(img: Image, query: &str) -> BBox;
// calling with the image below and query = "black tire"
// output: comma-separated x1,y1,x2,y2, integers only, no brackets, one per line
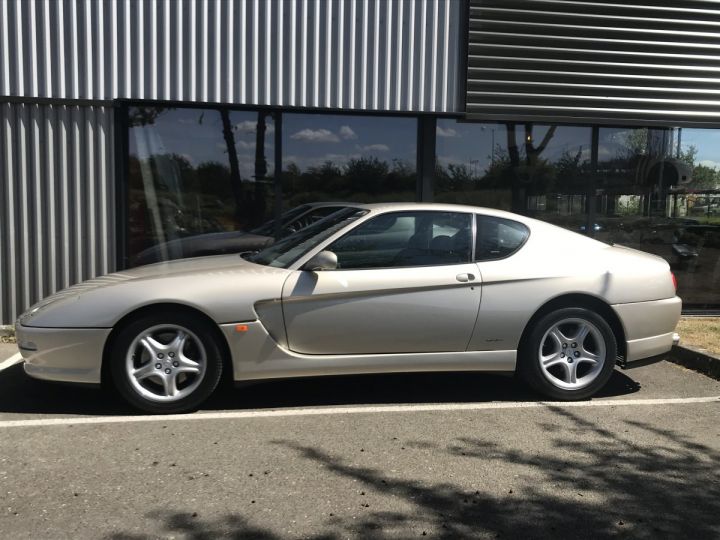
110,311,224,414
518,307,617,401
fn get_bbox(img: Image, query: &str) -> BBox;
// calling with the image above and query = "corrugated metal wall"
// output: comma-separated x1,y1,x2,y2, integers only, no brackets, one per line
0,103,115,324
0,0,464,324
0,0,463,112
466,0,720,126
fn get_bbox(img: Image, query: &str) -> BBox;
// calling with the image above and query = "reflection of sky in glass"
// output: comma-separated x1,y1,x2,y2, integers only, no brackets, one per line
129,108,274,179
678,128,720,169
283,114,416,170
436,121,592,175
132,109,720,177
438,120,720,174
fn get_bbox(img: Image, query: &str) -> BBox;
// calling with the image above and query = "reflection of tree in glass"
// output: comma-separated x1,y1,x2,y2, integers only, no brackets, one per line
128,106,167,127
220,111,271,226
435,123,565,213
282,156,416,206
677,145,720,191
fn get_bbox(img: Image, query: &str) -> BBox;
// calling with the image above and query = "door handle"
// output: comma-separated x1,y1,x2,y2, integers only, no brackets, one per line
456,273,475,283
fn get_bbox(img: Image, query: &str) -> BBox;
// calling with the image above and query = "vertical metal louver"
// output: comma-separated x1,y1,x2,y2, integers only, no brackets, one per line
0,103,115,325
466,0,720,126
0,0,463,113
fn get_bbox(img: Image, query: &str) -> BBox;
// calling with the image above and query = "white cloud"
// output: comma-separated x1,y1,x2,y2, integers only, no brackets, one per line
339,125,357,140
436,126,458,138
290,128,340,143
235,119,275,134
699,159,720,170
236,140,256,150
357,144,390,152
235,120,257,132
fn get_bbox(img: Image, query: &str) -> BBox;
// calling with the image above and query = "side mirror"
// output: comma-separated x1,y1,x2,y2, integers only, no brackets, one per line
302,250,338,271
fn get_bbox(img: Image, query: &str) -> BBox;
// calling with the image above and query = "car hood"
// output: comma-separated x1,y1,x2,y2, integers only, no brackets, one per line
132,231,274,266
19,255,292,328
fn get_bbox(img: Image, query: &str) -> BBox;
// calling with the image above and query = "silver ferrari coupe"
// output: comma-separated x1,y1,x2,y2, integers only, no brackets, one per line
16,203,681,413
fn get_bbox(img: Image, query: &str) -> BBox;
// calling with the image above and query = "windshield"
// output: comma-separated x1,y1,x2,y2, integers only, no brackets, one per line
249,208,368,268
250,204,312,236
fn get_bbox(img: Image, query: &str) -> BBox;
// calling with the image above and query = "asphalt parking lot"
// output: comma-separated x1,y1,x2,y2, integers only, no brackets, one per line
0,344,718,539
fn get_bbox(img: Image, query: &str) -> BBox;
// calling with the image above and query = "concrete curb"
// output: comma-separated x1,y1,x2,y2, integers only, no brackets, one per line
669,344,720,381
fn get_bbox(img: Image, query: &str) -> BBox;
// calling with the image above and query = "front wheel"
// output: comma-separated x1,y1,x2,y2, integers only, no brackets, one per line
518,307,617,401
110,312,224,414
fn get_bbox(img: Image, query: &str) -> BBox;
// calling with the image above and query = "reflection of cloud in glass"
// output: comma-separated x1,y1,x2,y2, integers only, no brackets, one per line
290,128,340,142
235,120,275,134
357,143,389,152
339,125,357,140
436,126,458,138
699,160,720,170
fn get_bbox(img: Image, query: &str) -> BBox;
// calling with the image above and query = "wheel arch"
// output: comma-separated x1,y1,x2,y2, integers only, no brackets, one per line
518,293,627,363
100,302,234,388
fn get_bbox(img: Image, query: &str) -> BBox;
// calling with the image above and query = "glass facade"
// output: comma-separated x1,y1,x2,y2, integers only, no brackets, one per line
437,120,720,309
127,107,275,265
124,105,720,310
282,114,417,207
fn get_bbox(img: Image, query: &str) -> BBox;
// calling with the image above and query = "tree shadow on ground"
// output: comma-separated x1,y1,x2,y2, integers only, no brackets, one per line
0,363,641,415
107,405,719,539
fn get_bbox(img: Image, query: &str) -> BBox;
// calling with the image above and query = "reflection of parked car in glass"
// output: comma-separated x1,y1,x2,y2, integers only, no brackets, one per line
689,198,719,217
595,217,716,269
131,202,362,266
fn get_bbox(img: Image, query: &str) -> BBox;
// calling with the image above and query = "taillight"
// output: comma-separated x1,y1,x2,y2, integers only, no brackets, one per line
671,272,677,291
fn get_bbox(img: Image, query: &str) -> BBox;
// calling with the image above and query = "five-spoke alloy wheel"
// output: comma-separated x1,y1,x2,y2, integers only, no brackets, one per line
519,307,617,400
110,312,224,413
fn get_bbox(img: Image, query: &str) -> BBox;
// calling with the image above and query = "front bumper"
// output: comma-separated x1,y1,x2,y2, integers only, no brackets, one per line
16,324,111,384
612,296,682,364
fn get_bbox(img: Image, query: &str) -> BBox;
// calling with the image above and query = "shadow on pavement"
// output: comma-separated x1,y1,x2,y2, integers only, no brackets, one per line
106,406,720,540
0,362,640,416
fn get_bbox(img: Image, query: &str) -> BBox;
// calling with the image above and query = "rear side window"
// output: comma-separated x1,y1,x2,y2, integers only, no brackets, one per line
475,215,529,261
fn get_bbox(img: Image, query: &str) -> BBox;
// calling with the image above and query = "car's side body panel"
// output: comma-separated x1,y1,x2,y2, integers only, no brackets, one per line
16,326,110,384
613,297,682,361
469,219,679,352
19,256,291,329
280,264,482,354
219,321,515,381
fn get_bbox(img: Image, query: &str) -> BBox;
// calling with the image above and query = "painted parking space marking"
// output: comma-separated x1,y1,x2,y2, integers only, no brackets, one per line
0,353,22,372
0,395,717,429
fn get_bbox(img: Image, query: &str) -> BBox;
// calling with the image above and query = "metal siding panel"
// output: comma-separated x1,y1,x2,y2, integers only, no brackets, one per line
0,0,461,112
466,0,720,126
0,1,9,95
0,103,115,324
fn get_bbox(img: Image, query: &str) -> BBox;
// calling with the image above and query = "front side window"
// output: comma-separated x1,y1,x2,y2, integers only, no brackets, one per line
475,215,530,261
328,211,472,269
249,208,368,268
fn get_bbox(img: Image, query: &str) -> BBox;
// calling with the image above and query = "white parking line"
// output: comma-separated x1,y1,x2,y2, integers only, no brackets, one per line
0,353,21,372
0,396,717,429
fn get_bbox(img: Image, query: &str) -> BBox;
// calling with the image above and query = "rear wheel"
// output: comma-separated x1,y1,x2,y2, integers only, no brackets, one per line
110,311,224,413
518,307,617,400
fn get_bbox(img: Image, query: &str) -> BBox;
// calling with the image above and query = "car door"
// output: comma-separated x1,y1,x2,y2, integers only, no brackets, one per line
281,210,482,355
468,213,532,351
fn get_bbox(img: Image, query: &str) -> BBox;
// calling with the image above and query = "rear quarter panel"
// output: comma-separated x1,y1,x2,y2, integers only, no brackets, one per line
468,221,676,351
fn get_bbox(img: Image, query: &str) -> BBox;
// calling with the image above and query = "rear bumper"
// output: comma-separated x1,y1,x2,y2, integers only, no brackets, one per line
16,323,110,384
612,296,682,364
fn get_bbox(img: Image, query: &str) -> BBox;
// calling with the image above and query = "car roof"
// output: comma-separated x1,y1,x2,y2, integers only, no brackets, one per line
305,201,366,209
351,202,534,223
